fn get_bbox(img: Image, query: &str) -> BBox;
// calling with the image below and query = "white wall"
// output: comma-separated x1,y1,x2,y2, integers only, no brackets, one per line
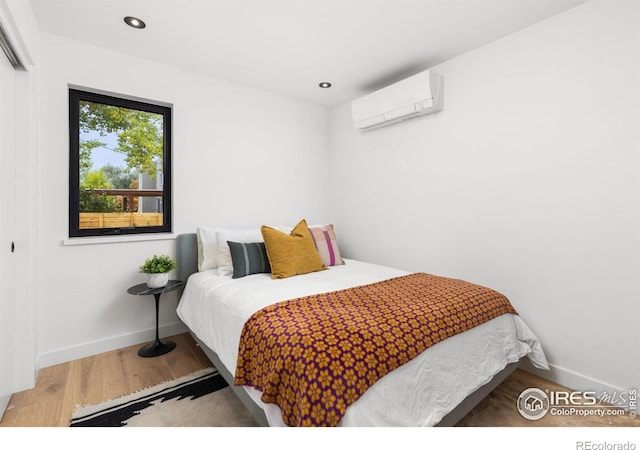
37,32,330,367
329,0,639,394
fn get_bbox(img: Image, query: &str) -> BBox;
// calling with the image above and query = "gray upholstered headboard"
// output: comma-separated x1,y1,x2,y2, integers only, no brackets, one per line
177,233,198,286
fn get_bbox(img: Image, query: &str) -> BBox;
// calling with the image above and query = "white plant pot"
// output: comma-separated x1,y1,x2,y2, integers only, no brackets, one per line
146,272,169,288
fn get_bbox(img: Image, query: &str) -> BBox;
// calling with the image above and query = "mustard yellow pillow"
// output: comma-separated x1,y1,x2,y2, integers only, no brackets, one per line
261,219,326,279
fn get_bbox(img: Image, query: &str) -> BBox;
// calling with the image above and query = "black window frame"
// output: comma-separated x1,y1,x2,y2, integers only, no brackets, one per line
68,88,172,238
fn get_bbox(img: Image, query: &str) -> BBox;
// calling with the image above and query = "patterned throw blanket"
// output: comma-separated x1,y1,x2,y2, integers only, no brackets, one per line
234,273,517,426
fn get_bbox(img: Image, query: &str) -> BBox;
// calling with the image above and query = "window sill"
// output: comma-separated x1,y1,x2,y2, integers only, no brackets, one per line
62,233,176,246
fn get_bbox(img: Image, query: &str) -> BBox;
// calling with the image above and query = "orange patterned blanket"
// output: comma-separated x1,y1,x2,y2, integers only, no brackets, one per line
234,272,517,426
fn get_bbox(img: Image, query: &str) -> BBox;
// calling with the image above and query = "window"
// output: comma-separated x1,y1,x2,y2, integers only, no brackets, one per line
69,88,172,237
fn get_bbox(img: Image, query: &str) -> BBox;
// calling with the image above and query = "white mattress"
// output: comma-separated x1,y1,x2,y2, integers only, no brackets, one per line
177,259,548,426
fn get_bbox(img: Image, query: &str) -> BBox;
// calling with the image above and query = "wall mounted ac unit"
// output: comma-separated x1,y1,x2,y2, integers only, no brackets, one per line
351,69,443,131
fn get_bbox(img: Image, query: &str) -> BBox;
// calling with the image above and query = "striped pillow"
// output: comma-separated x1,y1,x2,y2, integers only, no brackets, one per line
227,241,271,279
307,224,345,267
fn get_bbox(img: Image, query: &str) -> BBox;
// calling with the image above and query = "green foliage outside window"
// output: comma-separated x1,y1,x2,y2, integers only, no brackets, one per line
79,101,163,179
78,189,118,213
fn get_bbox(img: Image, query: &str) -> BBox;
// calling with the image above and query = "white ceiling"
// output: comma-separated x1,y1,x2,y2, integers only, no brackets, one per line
30,0,586,107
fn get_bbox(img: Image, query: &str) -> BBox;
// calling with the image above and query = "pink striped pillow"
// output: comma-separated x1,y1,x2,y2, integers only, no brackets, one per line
307,224,345,267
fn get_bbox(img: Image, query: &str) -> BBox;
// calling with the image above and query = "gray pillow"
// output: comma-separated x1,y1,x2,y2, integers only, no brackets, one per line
227,241,271,279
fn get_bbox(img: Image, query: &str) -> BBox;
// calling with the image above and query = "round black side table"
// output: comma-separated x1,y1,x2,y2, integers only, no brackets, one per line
127,280,185,357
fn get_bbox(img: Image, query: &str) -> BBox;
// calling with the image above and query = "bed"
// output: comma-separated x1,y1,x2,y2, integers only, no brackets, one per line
175,226,548,427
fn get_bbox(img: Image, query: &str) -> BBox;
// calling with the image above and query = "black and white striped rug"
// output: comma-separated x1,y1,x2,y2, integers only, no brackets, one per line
69,368,257,427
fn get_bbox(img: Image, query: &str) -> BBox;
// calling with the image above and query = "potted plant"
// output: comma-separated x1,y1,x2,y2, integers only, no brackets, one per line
139,254,176,288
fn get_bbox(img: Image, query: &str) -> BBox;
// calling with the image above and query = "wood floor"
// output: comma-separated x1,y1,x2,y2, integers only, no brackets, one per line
1,332,638,427
0,333,212,427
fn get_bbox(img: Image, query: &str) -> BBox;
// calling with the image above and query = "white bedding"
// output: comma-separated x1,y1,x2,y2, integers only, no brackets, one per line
177,259,548,426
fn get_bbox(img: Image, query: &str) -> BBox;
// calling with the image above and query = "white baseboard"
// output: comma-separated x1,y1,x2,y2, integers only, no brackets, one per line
36,321,188,370
519,359,628,398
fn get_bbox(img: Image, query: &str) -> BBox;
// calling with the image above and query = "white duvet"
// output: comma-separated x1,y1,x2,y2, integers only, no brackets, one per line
177,259,548,426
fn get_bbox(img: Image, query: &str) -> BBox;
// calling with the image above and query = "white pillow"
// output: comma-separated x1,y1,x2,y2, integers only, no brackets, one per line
216,228,263,277
196,227,219,271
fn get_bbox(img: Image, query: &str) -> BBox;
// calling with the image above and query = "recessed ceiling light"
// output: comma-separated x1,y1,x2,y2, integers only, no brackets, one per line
124,16,146,29
318,82,332,89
